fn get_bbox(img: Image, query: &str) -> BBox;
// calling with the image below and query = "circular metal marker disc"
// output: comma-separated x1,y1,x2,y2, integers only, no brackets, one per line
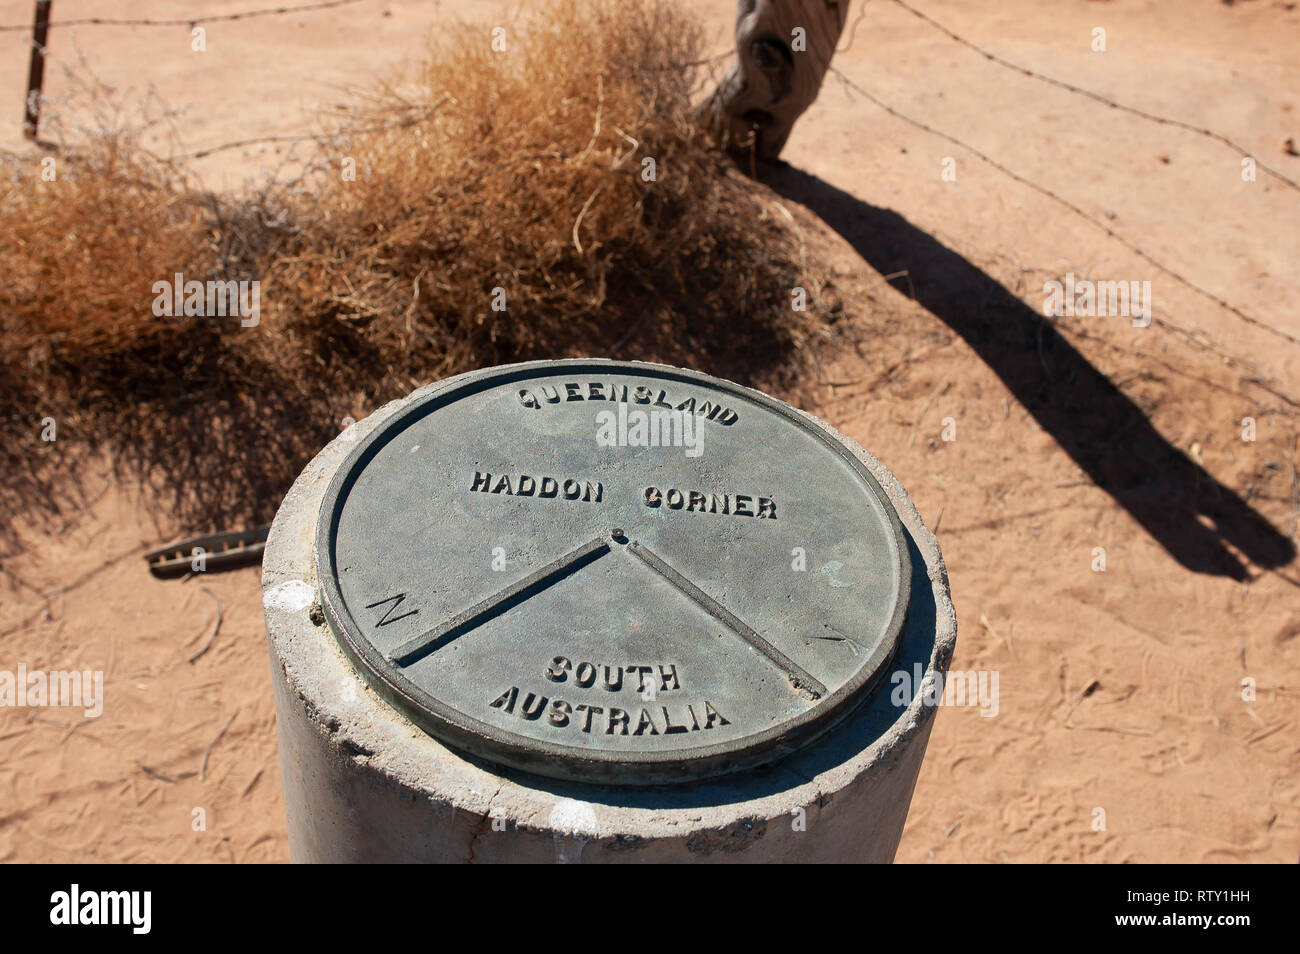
316,361,910,785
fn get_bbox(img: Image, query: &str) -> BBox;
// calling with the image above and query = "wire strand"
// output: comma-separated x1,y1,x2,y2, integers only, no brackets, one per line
887,0,1300,194
829,65,1300,349
0,0,367,32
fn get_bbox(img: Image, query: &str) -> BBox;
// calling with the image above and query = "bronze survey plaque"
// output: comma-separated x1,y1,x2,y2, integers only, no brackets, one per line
315,360,911,784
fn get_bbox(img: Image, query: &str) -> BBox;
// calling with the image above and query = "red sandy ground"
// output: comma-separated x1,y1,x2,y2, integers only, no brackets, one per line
0,0,1297,862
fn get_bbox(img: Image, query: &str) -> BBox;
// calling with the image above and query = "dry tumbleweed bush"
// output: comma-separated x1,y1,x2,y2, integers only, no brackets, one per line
0,0,835,546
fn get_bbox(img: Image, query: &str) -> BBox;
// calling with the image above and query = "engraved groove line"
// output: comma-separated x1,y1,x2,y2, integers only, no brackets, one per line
389,536,611,665
624,540,827,699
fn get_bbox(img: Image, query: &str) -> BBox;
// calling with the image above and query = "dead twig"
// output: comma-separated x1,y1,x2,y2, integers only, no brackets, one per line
880,269,917,301
908,383,946,448
980,612,1013,657
137,762,174,783
1247,722,1289,745
187,586,223,664
200,710,239,783
241,768,264,797
572,182,607,255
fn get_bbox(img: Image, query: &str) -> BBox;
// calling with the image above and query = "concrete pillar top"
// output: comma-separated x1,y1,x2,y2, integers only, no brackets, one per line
311,360,913,786
263,361,955,857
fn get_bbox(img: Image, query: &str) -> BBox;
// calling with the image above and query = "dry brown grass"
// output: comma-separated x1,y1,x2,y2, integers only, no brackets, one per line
0,0,835,550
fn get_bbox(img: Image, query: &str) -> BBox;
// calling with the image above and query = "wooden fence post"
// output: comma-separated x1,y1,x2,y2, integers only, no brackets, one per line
23,0,53,140
702,0,850,161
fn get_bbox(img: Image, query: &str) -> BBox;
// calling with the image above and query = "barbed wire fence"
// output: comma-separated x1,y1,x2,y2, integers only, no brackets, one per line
0,0,365,31
4,0,1298,371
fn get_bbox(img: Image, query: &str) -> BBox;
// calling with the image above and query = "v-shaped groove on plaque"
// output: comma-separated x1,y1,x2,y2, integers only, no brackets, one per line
388,536,611,666
625,540,828,700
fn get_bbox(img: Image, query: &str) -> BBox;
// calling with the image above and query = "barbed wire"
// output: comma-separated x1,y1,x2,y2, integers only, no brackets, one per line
7,0,1297,355
170,99,447,160
9,0,1296,201
835,0,873,54
0,0,367,32
886,0,1300,194
829,64,1300,350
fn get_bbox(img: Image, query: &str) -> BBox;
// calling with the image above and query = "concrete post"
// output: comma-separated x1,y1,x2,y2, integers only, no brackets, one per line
262,362,955,862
